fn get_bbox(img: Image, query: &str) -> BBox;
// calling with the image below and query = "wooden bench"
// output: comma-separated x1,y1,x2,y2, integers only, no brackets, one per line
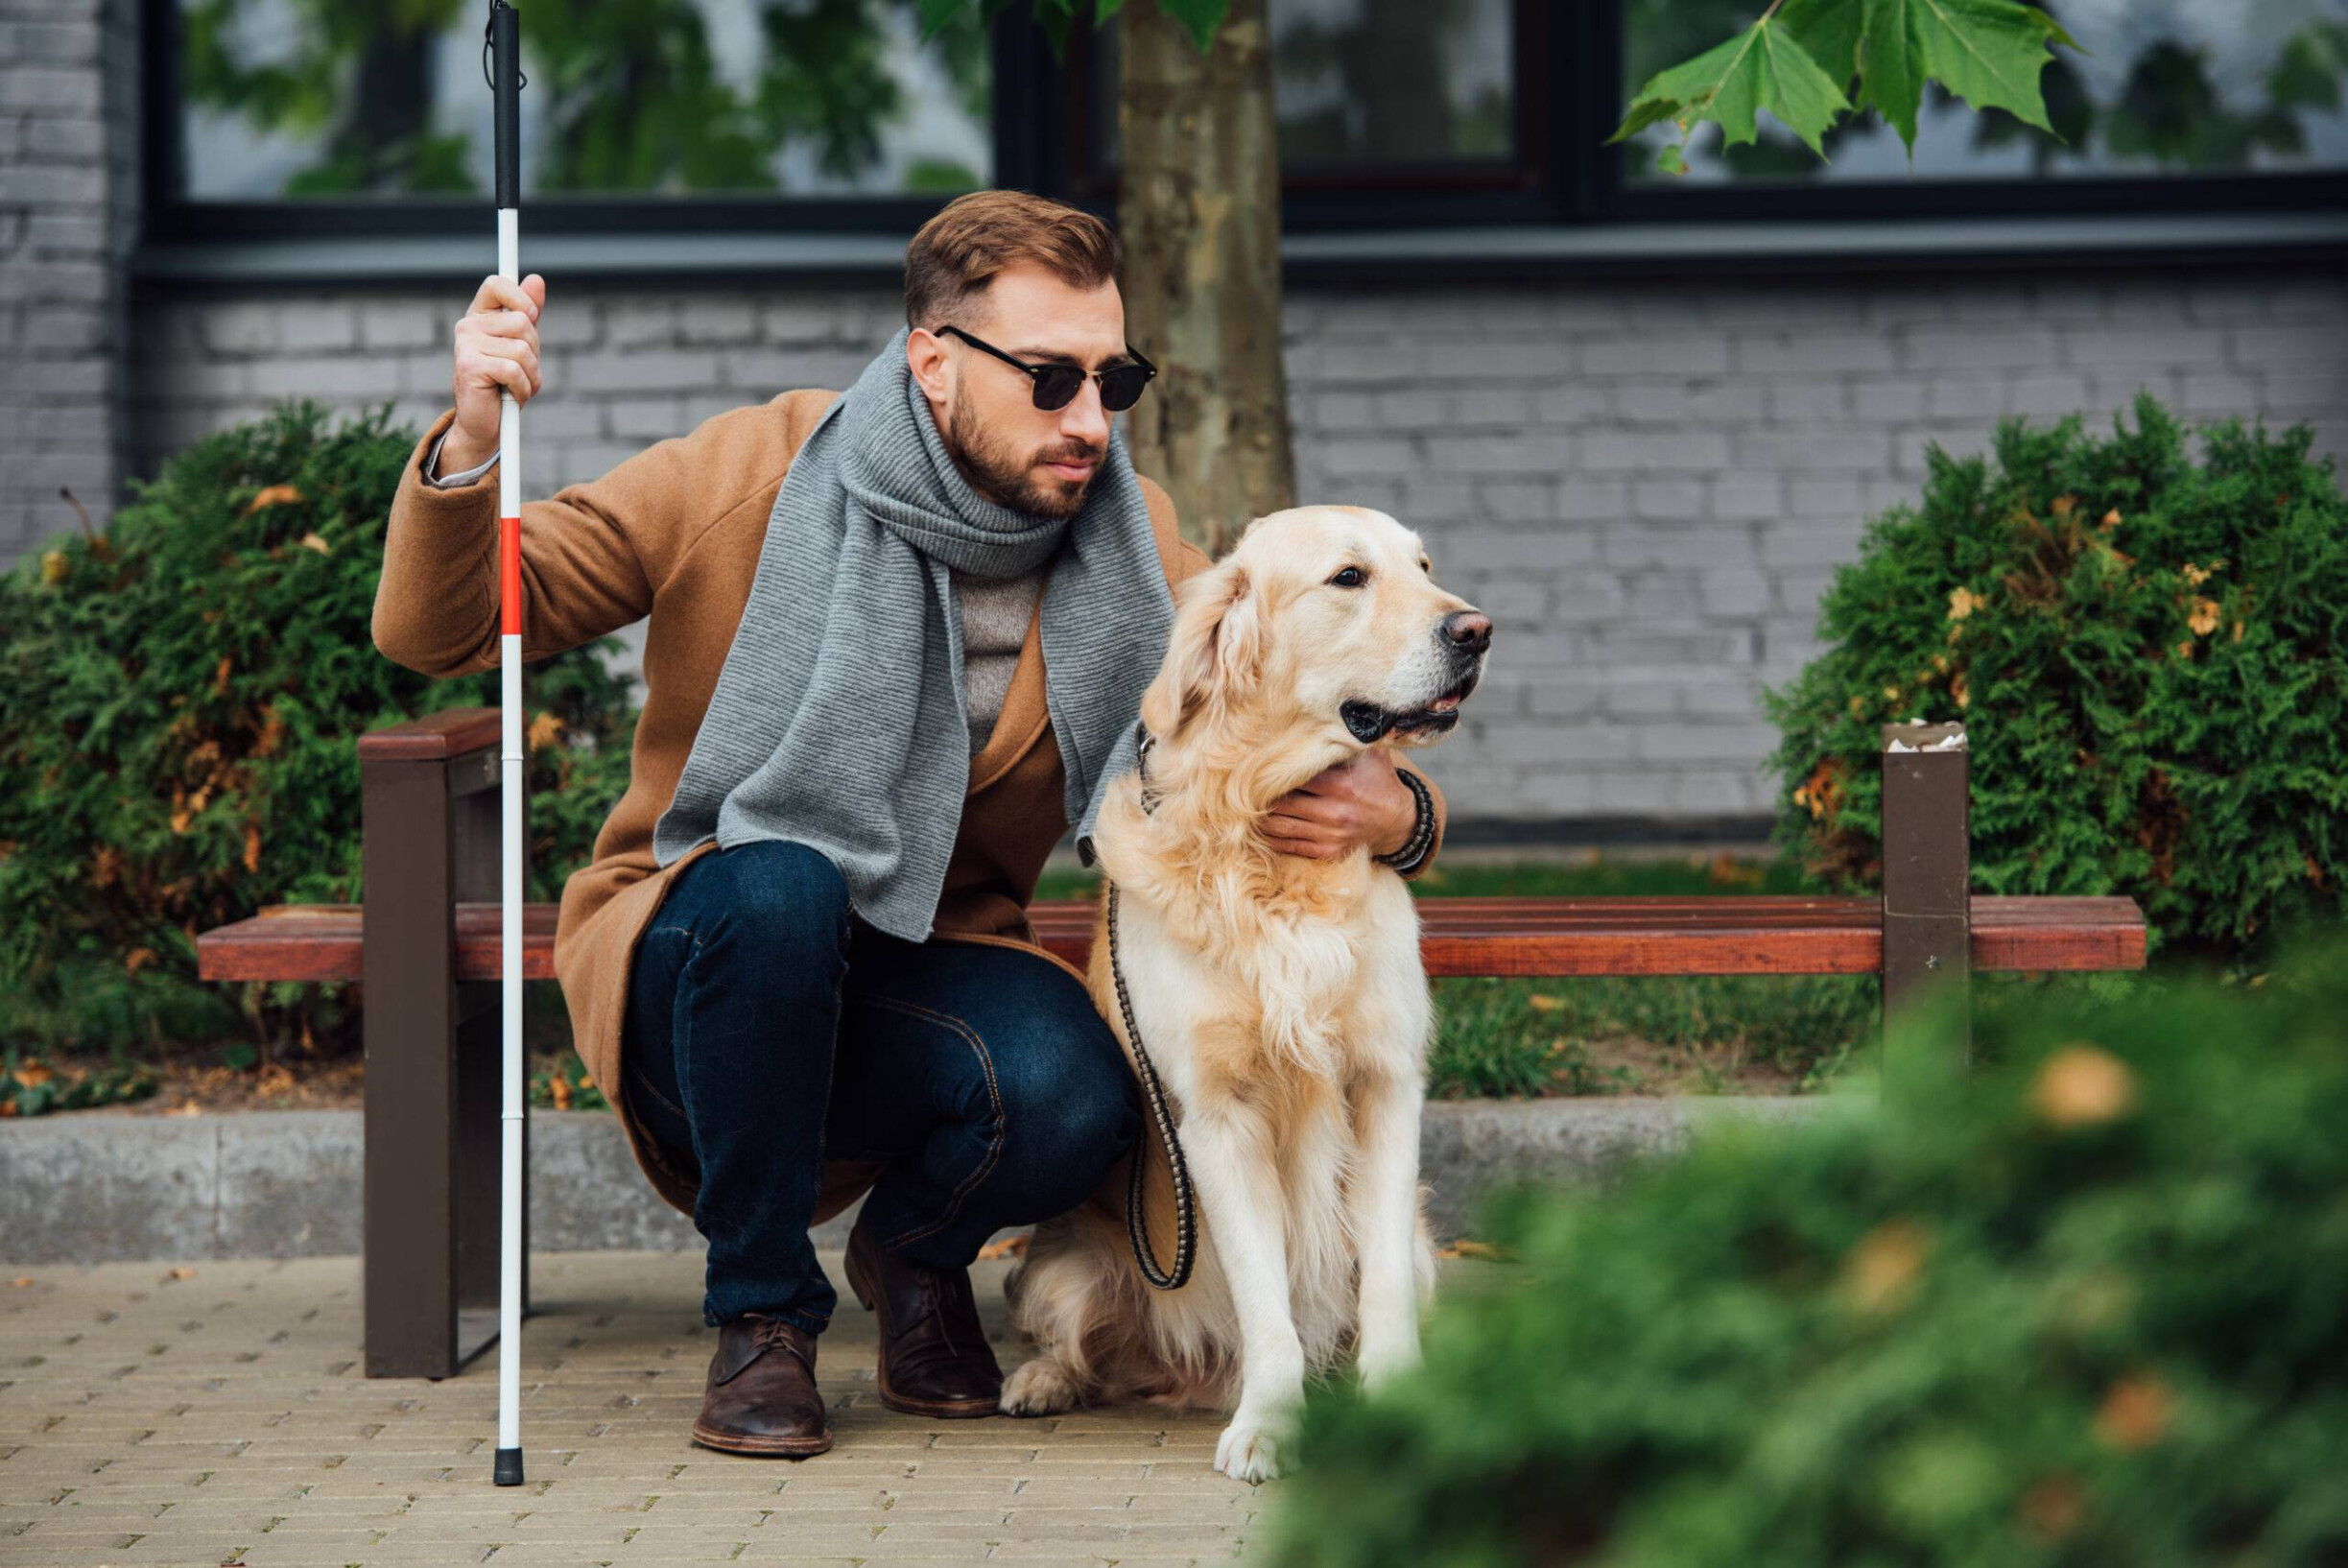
196,710,2145,1379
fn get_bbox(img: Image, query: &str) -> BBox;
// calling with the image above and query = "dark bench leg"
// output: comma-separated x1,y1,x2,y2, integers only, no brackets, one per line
1880,721,1972,1076
362,738,531,1379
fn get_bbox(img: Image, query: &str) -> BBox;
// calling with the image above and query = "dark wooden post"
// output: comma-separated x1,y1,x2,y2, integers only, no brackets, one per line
360,709,527,1378
1880,720,1972,1070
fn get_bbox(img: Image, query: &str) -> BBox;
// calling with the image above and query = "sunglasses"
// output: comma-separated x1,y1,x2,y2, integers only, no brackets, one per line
934,324,1158,413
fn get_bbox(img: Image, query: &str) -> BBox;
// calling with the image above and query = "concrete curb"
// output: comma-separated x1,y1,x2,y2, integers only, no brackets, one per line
0,1097,1846,1266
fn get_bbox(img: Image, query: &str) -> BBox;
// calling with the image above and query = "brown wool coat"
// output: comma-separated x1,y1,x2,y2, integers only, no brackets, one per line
370,391,1448,1241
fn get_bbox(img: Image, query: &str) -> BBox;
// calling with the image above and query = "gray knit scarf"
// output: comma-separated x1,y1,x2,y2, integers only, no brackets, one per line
650,324,1174,942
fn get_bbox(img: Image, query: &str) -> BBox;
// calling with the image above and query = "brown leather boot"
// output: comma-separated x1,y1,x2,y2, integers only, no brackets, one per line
690,1312,834,1457
842,1210,1004,1417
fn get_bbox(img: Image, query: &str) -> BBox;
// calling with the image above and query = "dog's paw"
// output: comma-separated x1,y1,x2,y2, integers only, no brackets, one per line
999,1356,1082,1416
1215,1416,1287,1483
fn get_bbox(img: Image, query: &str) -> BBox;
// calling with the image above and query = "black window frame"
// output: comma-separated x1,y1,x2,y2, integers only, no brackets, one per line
139,0,1080,247
139,0,2348,260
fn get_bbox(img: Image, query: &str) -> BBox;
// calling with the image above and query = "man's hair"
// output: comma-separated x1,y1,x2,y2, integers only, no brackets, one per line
904,189,1122,331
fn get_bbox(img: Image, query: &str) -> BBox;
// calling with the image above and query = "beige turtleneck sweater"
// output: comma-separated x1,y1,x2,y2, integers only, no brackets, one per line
954,565,1047,756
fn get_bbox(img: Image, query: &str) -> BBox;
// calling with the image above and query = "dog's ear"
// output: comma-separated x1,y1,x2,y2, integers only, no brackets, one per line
1142,558,1264,739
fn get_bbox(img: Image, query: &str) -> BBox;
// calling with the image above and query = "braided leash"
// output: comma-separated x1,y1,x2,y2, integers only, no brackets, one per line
1107,876,1198,1290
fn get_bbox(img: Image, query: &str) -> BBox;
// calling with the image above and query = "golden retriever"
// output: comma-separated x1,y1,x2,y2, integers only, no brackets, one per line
998,503,1491,1482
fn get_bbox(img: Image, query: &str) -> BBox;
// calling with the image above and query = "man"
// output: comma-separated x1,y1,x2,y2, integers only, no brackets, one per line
371,190,1449,1459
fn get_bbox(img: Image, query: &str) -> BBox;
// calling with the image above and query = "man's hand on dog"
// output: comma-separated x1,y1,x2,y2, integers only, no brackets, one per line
1260,748,1418,861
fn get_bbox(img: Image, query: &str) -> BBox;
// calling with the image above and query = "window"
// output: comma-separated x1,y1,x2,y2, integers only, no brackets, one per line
1613,0,2348,214
147,0,1032,240
1062,0,1563,228
140,0,2345,261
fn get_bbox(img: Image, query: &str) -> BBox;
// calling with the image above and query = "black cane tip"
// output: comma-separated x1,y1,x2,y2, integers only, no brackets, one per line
493,1446,525,1485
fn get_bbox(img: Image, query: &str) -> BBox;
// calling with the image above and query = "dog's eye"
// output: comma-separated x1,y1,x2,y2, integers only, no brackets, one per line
1328,566,1367,589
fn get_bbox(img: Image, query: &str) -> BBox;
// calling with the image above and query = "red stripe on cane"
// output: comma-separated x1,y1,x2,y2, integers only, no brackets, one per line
500,515,521,635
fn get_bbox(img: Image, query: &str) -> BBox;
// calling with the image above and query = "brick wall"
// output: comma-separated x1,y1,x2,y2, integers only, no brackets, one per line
0,0,136,563
116,262,2348,836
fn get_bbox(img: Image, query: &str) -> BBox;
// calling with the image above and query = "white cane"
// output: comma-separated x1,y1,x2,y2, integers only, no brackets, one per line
486,0,528,1490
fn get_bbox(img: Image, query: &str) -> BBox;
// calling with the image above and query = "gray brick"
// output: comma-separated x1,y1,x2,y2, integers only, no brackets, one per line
278,304,359,353
1581,430,1732,474
359,301,442,351
1480,480,1557,522
21,303,104,353
575,348,719,393
1633,480,1705,523
606,396,683,439
1761,374,1854,422
676,299,760,345
0,66,100,111
1536,383,1611,424
0,257,107,301
1425,336,1569,379
1601,678,1681,719
2007,372,2092,416
247,357,373,400
1733,429,1888,472
1314,390,1382,430
2180,372,2265,416
1312,435,1420,477
1735,332,1896,374
12,18,100,61
1899,327,2058,371
600,300,677,349
1638,722,1780,761
1925,377,2004,418
1582,333,1729,377
1684,680,1767,719
1696,568,1771,617
1553,482,1625,529
1427,432,1569,476
22,209,103,256
1601,522,1719,568
1712,474,1781,520
1666,770,1763,813
2229,324,2348,376
762,296,879,344
720,346,864,392
198,302,279,355
23,112,102,162
2058,324,2230,373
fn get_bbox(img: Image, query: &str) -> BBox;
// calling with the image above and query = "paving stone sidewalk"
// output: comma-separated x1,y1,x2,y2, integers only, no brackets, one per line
1,1248,1490,1567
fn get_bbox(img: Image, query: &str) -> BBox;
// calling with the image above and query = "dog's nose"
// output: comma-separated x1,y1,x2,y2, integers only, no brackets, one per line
1439,609,1491,654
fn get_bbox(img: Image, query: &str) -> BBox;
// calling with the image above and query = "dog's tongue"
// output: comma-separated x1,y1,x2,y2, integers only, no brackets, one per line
1430,693,1461,712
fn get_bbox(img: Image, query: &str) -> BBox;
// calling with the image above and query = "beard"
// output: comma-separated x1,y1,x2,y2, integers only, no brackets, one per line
944,396,1103,521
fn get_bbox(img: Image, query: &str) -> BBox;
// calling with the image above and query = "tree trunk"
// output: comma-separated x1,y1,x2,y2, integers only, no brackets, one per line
1116,0,1294,558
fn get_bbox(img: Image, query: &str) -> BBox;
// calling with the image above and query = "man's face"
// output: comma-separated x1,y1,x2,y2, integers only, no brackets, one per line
908,262,1132,521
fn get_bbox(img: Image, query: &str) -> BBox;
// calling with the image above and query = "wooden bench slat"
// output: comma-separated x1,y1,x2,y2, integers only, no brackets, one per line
195,893,2146,985
356,709,505,762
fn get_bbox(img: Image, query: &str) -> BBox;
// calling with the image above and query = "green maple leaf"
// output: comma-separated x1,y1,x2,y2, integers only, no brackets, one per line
1788,0,2078,153
1610,12,1851,172
1617,0,2077,172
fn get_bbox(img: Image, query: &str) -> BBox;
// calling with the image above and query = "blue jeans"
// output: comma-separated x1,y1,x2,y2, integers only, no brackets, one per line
621,839,1140,1335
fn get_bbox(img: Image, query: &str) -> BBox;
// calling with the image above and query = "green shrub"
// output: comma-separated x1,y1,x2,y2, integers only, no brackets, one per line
0,400,636,1060
1762,394,2347,973
1267,923,2348,1568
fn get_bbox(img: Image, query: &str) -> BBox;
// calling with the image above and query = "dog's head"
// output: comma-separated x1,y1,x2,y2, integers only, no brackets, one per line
1139,504,1492,757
